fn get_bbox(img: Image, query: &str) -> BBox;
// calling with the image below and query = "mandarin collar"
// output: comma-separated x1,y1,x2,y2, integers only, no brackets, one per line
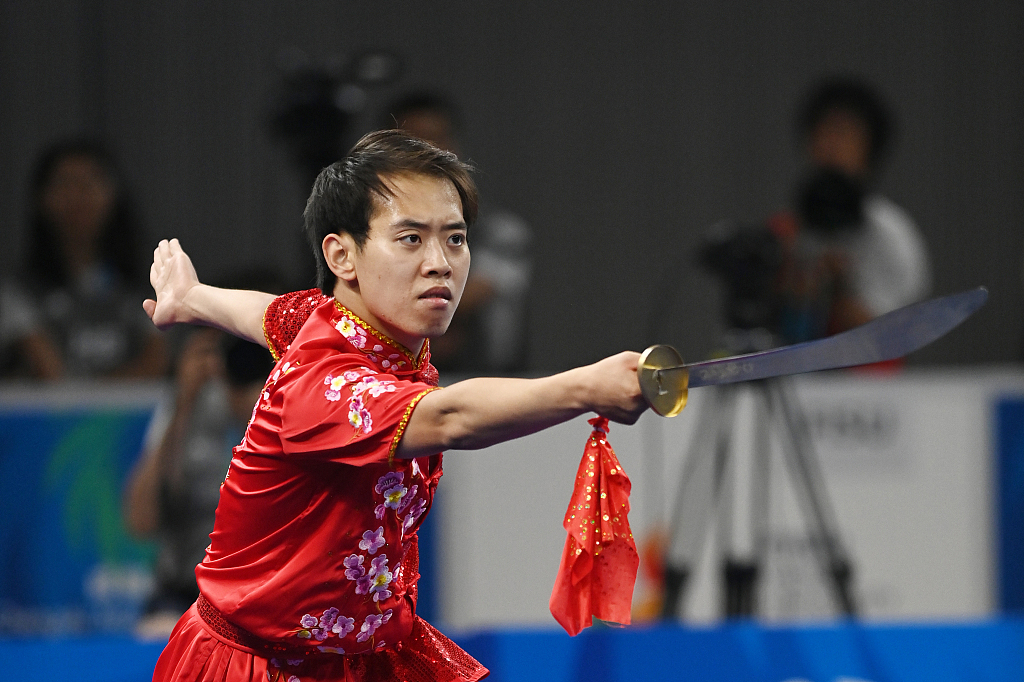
331,300,430,372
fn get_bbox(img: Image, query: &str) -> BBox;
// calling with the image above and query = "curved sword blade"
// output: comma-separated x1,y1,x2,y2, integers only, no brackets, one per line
668,286,988,389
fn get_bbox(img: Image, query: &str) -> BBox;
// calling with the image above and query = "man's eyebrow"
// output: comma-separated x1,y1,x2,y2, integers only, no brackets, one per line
392,219,467,230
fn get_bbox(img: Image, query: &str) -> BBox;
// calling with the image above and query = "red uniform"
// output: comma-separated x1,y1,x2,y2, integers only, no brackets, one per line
153,291,487,682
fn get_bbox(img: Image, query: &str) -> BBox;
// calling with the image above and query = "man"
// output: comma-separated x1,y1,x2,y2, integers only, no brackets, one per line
145,130,645,682
772,76,931,343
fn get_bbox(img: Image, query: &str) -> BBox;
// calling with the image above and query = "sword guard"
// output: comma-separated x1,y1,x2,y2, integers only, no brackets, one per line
638,345,689,417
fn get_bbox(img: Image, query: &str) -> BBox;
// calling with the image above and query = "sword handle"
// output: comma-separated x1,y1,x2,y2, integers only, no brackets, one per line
638,345,689,417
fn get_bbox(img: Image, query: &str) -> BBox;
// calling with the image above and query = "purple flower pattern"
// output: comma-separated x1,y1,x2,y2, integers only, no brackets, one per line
359,526,386,555
375,472,404,494
395,485,418,514
294,607,354,644
320,369,396,437
356,609,393,643
402,497,428,534
343,554,365,580
368,555,394,602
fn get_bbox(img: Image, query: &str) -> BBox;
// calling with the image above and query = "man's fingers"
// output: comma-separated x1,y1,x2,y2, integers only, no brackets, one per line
143,299,156,320
156,239,170,265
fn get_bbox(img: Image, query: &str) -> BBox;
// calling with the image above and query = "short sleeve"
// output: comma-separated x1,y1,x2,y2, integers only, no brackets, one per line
263,290,330,360
276,362,439,466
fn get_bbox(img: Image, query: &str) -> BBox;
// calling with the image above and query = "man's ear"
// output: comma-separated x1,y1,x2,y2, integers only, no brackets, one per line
323,232,358,283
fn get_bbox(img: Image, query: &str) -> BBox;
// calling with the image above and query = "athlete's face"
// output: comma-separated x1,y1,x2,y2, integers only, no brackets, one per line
329,173,469,352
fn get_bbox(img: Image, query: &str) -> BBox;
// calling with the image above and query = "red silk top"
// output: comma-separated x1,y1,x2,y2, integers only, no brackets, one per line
191,291,484,680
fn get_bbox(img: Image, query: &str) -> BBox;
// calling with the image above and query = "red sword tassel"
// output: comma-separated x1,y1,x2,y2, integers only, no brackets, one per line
549,417,640,636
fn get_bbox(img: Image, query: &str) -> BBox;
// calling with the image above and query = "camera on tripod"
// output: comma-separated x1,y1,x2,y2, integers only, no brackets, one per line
697,167,868,346
660,169,866,622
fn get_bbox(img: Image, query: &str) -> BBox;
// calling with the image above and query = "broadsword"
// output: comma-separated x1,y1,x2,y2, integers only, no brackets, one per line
638,286,989,417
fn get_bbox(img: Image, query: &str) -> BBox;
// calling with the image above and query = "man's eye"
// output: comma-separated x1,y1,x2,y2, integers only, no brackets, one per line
449,234,465,246
400,234,420,244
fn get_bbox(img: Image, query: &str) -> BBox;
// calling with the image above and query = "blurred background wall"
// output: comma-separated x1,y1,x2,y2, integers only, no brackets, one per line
1,0,1022,370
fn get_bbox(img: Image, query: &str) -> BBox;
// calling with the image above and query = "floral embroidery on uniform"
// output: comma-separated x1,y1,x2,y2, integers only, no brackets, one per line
374,471,426,537
347,551,393,600
359,526,386,555
324,375,347,402
382,482,408,510
395,485,418,513
343,554,365,580
402,498,428,534
348,394,372,432
335,316,368,349
356,609,392,642
367,555,394,602
257,362,299,412
322,370,396,436
295,608,354,642
375,472,403,494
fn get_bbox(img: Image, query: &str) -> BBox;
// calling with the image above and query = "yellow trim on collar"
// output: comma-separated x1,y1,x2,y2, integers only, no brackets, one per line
333,301,428,370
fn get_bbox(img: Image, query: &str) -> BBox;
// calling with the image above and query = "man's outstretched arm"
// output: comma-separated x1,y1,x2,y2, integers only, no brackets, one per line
143,239,276,346
397,351,647,458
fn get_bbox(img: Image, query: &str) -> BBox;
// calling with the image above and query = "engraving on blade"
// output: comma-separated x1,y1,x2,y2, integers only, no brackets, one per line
691,361,755,384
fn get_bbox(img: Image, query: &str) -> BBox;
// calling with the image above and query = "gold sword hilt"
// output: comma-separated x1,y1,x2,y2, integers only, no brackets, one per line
637,345,689,417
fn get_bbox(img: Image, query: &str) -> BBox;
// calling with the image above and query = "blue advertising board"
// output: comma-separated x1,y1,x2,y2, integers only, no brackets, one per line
0,384,162,634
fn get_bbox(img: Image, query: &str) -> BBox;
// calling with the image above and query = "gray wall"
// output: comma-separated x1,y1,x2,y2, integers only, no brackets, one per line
2,1,1022,369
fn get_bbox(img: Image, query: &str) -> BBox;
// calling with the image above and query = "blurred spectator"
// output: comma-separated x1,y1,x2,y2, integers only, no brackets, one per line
0,139,166,380
381,91,533,373
123,329,274,638
770,77,931,343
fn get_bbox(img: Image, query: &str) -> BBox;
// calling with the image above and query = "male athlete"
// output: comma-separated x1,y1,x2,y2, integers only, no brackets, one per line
145,130,645,682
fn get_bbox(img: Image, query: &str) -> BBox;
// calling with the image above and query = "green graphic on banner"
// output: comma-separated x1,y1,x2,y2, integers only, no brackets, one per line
44,413,153,565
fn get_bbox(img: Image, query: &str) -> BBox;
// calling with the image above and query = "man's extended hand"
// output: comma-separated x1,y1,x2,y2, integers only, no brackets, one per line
143,239,201,330
581,351,648,425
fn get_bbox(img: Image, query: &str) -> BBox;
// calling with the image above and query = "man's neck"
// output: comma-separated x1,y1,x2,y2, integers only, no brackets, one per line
332,284,425,356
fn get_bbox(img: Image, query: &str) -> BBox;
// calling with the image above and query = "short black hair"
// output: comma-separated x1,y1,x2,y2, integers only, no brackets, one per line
303,129,478,295
798,76,894,169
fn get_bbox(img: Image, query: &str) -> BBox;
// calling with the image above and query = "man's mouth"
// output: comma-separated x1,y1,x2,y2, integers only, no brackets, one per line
419,287,452,301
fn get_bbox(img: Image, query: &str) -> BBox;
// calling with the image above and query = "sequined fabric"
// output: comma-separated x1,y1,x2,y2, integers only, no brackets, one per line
549,417,639,636
348,618,488,682
264,289,329,360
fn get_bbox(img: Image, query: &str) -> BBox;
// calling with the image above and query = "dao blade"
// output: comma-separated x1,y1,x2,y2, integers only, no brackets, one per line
639,286,988,416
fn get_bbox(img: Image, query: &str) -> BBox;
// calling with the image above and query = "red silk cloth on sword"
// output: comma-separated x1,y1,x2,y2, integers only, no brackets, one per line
549,417,639,636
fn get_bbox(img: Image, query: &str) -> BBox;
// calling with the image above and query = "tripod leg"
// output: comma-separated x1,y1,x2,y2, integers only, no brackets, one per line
661,385,738,619
767,379,857,617
720,383,774,617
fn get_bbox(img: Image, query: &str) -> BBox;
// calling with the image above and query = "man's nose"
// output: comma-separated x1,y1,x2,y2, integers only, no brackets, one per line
422,238,452,277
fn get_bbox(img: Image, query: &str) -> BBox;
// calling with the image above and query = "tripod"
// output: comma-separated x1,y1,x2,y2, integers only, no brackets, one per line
658,366,858,620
